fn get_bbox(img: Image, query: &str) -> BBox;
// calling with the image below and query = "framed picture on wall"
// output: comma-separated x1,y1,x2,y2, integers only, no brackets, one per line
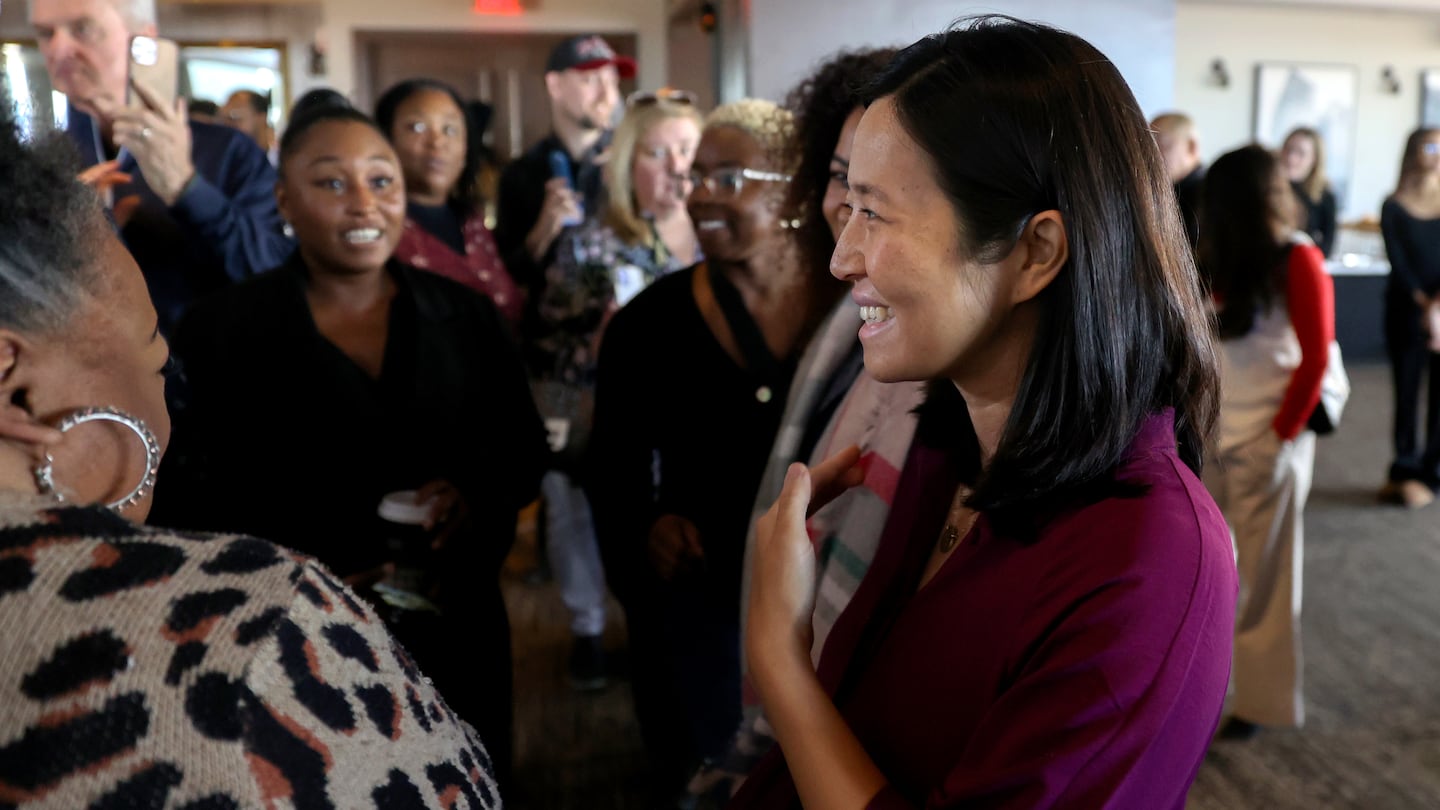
1422,69,1440,127
1253,62,1358,209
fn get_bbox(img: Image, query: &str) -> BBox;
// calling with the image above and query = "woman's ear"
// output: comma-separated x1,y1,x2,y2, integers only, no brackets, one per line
1009,209,1069,305
0,333,27,395
0,333,61,448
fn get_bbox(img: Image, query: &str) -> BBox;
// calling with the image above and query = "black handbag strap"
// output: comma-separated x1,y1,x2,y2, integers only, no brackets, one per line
707,264,788,385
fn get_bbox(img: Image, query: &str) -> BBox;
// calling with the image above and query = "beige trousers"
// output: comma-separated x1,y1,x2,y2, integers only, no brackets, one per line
1204,429,1315,728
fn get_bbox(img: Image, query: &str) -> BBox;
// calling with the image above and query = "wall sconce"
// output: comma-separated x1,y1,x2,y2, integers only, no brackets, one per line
1209,58,1230,89
1381,66,1402,95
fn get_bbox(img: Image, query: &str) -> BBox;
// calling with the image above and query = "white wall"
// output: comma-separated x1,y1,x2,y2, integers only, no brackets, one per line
667,11,716,111
314,0,668,102
1175,0,1440,220
748,0,1176,115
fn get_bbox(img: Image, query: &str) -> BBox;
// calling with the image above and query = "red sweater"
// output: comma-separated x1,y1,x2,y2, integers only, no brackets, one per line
1273,243,1334,440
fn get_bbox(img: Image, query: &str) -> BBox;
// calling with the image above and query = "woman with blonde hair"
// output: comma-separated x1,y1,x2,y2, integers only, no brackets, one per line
528,90,705,691
1379,127,1440,508
1281,127,1339,256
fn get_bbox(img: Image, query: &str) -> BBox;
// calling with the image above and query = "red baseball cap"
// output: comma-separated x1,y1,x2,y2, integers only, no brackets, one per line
546,35,637,79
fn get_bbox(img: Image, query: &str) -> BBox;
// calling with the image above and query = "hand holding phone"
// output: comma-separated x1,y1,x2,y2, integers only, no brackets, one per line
108,36,195,206
127,36,179,113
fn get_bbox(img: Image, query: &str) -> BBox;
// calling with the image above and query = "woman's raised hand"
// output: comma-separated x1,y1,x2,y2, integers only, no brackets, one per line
746,446,865,678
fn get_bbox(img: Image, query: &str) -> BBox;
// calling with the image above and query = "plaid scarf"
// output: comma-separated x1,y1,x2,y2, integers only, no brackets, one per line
687,299,926,804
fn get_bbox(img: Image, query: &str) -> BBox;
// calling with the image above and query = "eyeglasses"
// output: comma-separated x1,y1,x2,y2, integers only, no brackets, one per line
1424,142,1440,156
627,88,699,109
688,167,791,198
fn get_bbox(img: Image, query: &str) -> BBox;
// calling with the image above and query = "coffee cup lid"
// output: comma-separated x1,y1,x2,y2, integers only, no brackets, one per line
378,490,431,525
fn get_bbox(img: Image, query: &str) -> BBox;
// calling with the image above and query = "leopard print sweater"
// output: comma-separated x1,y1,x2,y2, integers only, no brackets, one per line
0,493,501,808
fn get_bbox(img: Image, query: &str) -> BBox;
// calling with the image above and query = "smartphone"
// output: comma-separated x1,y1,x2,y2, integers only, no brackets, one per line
127,35,180,112
548,149,583,226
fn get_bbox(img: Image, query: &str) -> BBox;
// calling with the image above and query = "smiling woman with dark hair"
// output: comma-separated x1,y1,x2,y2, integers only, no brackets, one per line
153,103,547,794
738,17,1236,809
587,98,843,800
0,92,504,808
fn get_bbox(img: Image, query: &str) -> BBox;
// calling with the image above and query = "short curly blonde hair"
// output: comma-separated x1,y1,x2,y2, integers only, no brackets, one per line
704,99,796,173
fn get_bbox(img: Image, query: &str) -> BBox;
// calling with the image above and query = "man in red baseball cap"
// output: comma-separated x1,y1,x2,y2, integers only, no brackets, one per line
545,34,638,79
495,35,634,295
494,33,636,693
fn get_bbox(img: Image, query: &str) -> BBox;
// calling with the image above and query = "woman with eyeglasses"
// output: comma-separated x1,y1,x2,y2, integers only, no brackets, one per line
587,99,843,801
376,79,522,326
1379,128,1440,508
1281,127,1339,258
695,47,908,803
528,89,704,691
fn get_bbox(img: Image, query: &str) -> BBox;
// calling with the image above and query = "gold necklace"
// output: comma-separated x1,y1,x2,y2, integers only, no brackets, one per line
939,485,978,553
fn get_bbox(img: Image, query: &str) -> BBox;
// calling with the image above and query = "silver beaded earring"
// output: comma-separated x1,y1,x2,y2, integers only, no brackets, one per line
33,407,162,512
282,221,295,239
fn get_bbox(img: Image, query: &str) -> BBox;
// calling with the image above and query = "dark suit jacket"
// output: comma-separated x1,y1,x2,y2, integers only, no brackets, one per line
1174,165,1205,250
68,112,292,333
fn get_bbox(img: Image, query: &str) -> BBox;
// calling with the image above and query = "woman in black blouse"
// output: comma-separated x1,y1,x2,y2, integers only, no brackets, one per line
587,99,842,799
1379,127,1440,508
153,104,548,792
1281,127,1339,257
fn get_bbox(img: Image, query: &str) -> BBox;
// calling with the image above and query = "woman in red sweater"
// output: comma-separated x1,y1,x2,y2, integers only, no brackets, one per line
1198,144,1334,739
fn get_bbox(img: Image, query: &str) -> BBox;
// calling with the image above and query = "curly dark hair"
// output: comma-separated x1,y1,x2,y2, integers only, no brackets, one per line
0,90,104,334
374,79,484,215
782,48,898,277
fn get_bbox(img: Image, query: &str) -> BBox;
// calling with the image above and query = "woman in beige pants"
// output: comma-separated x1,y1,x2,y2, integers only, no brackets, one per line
1197,145,1334,737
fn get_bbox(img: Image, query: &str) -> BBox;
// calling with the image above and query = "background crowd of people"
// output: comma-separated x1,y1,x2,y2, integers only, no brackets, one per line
3,0,1440,807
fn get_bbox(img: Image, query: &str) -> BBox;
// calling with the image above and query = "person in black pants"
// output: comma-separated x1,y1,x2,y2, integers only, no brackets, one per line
1379,128,1440,508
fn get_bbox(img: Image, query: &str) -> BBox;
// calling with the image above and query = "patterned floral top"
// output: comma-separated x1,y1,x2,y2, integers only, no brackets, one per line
394,211,523,328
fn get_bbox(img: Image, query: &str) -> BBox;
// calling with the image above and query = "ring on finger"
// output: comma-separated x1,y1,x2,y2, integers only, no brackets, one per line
141,127,153,139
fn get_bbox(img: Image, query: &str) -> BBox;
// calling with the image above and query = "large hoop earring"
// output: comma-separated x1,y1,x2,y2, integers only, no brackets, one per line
33,407,161,512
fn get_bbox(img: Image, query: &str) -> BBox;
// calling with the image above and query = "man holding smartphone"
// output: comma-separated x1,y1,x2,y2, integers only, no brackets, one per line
30,0,290,334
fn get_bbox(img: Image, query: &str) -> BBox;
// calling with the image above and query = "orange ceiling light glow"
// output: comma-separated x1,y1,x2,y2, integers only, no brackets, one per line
473,0,524,15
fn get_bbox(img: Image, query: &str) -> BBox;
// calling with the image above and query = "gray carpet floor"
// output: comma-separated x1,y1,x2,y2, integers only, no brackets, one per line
504,361,1440,809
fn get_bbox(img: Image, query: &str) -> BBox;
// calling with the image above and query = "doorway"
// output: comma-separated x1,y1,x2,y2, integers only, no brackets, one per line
355,30,638,162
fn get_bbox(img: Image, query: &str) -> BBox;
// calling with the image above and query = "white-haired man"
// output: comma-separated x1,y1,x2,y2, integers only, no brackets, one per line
31,0,290,333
